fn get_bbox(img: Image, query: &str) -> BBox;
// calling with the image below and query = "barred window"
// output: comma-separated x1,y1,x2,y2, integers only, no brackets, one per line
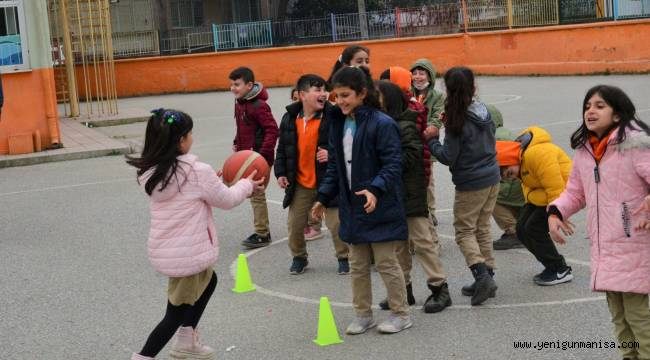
0,0,29,71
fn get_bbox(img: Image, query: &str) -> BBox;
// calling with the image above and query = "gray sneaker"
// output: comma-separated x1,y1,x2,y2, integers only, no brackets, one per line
377,314,412,334
345,316,376,335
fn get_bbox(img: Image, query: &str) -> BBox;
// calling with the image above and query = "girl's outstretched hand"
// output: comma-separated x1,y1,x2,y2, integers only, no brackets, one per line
311,202,325,221
245,170,265,196
548,215,575,245
355,189,377,214
635,219,650,232
632,194,650,214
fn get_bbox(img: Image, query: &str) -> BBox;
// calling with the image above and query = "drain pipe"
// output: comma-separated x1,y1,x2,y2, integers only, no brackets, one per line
41,67,62,148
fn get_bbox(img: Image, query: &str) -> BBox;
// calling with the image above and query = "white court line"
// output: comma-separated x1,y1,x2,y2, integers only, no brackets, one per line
231,234,603,310
0,179,134,197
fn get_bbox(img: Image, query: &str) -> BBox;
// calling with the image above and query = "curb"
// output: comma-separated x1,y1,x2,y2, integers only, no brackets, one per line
0,145,132,168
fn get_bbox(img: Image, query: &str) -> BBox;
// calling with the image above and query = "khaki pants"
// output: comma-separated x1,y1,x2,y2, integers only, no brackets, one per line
453,184,499,269
396,217,447,287
250,190,270,236
607,291,650,360
349,241,409,317
427,161,438,225
492,203,520,235
288,184,348,259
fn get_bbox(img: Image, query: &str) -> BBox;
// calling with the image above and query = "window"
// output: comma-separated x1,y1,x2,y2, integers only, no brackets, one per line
170,0,204,28
0,0,29,71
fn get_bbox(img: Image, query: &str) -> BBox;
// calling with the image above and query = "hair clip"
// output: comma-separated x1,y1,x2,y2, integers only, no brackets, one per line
161,110,182,125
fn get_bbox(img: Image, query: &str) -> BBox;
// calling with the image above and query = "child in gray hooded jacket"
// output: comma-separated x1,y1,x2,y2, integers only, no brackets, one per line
424,66,500,307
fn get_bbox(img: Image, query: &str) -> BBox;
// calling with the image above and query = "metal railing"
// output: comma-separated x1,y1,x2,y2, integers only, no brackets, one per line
112,30,159,58
617,0,650,18
396,4,462,37
106,0,650,58
159,26,213,54
212,20,273,51
271,17,332,46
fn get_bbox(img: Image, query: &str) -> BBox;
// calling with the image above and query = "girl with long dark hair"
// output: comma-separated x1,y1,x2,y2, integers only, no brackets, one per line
313,66,412,335
424,66,501,306
549,85,650,359
127,109,263,360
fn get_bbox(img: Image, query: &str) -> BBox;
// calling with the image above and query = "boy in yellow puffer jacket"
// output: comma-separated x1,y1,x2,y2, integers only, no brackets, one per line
496,126,573,286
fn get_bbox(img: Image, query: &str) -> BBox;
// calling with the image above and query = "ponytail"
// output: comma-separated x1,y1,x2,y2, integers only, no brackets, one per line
443,66,475,136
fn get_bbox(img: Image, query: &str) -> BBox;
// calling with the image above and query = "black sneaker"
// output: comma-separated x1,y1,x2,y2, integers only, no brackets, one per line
289,257,308,275
493,233,524,250
337,258,350,275
379,283,415,310
241,233,271,249
534,266,573,286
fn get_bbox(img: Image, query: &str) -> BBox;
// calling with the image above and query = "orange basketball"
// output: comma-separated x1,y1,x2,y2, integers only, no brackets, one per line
222,150,270,187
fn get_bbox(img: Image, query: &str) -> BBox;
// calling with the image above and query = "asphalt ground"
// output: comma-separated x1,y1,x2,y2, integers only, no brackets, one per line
1,74,649,360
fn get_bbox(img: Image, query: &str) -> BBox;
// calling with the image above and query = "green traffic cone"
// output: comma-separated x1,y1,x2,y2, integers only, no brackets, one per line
232,253,255,293
313,297,344,346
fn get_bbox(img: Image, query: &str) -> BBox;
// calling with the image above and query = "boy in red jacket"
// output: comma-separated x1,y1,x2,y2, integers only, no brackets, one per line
229,67,279,248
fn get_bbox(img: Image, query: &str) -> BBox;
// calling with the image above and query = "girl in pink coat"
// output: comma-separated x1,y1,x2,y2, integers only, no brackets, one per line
548,86,650,360
126,109,264,360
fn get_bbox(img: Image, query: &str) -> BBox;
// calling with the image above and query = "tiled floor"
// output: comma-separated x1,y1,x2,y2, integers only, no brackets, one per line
0,118,130,168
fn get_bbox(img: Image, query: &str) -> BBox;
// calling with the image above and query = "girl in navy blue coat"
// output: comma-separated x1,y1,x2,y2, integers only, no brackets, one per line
312,66,412,335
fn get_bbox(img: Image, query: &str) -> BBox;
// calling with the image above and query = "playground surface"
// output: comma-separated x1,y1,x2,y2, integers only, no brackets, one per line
1,74,649,359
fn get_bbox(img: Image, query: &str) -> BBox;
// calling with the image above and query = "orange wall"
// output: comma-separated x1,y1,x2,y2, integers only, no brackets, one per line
0,68,60,155
98,19,650,98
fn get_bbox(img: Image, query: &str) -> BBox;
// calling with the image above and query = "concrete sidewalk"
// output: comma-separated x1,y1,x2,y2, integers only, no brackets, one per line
0,118,131,168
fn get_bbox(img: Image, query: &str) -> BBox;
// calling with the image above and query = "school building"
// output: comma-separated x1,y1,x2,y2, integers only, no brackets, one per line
0,1,60,155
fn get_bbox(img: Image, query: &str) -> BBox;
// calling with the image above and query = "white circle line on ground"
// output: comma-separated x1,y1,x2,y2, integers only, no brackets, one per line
484,94,523,105
230,233,603,310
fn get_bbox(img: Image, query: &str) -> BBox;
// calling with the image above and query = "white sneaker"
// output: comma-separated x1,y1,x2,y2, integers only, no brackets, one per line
377,314,412,334
345,316,376,335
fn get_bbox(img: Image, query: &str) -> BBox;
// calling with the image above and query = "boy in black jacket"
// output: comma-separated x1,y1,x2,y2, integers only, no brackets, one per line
275,74,349,275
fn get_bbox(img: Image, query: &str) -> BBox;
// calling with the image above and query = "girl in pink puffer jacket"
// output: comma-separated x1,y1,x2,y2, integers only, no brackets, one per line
126,109,264,360
548,86,650,360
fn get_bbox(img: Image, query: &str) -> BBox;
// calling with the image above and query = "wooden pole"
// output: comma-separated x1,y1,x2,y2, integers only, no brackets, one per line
59,0,80,117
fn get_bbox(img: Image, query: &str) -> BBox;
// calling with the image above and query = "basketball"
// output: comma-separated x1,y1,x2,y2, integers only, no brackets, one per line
222,150,270,187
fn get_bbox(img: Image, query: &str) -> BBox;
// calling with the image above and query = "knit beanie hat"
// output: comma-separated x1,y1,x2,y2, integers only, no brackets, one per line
495,141,521,166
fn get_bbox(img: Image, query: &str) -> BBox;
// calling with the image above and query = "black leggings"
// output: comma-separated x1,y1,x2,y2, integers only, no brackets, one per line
139,272,217,357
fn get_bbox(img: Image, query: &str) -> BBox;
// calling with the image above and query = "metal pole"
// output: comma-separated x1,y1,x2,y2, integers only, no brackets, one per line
358,0,369,39
507,0,513,28
59,0,80,117
461,0,469,33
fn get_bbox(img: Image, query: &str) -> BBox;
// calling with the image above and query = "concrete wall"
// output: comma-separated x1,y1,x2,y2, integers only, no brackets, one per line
81,19,650,98
0,0,60,155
